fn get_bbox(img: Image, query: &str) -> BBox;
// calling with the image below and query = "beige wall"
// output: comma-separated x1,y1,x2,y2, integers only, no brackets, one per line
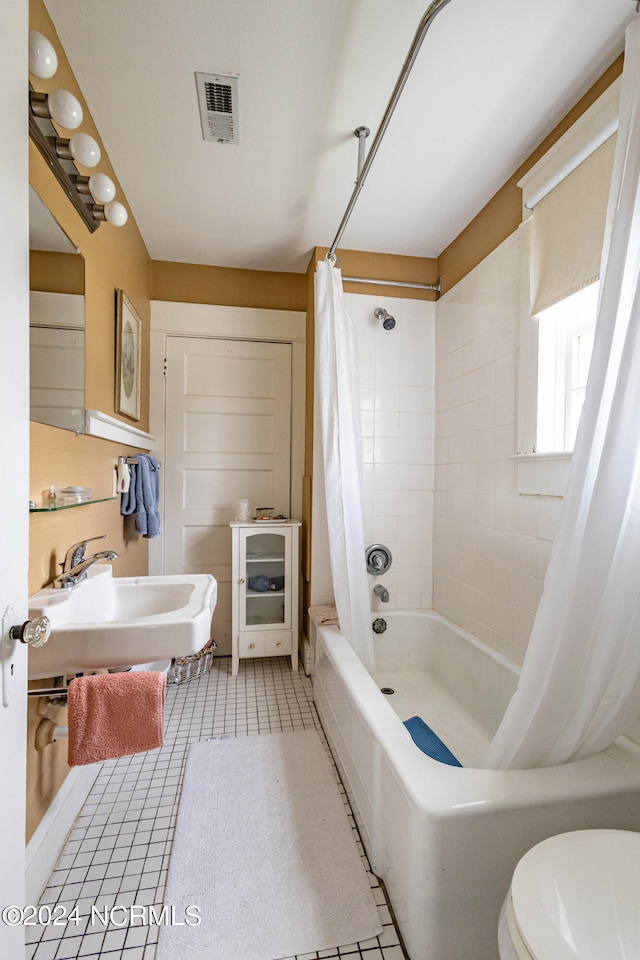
152,259,305,311
28,0,153,841
27,427,143,839
30,250,84,295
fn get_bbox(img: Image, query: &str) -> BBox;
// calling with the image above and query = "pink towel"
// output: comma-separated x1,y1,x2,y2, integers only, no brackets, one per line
67,671,166,766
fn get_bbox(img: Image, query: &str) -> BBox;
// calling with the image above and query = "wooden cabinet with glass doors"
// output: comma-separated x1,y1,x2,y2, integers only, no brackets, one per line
230,521,300,675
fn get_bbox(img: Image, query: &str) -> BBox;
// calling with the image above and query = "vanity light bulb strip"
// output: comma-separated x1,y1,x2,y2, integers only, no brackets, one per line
28,30,128,229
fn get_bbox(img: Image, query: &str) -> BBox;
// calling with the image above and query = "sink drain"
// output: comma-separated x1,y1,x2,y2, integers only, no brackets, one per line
380,687,395,695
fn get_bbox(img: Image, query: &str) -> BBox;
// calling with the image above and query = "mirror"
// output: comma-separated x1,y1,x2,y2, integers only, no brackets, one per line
29,185,86,432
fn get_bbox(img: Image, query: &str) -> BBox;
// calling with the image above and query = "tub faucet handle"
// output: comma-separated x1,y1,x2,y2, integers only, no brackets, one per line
366,543,393,575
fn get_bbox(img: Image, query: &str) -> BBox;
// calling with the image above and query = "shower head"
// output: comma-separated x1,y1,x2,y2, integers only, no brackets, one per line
374,307,396,330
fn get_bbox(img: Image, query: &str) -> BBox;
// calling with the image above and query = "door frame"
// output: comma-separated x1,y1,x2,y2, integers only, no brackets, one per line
148,300,305,576
1,1,29,953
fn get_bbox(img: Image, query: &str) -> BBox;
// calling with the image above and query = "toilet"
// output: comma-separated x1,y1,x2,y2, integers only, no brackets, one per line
498,829,640,960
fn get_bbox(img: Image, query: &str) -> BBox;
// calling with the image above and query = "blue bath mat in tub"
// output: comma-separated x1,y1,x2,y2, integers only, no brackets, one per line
403,716,462,767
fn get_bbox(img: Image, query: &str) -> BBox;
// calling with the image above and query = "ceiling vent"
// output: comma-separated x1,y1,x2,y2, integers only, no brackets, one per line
196,72,239,145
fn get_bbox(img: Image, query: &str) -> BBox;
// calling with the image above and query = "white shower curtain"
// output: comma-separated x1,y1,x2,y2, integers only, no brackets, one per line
485,17,640,769
315,259,375,674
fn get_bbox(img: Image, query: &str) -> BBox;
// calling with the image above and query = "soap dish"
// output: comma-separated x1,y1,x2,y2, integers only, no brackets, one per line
54,485,94,503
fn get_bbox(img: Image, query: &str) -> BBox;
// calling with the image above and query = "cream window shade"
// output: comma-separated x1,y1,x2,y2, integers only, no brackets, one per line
530,134,616,315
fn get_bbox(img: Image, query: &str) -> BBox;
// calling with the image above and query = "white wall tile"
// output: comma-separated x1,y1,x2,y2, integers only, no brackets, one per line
512,534,538,576
399,385,424,412
375,410,400,437
312,234,566,667
374,489,399,516
312,295,435,617
360,382,375,410
433,231,561,662
398,438,427,464
537,497,563,540
374,437,400,464
536,537,553,578
374,463,399,490
513,496,539,537
373,517,399,543
375,384,400,411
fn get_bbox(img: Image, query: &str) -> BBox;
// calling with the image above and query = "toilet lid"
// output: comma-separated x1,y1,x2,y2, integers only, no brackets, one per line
511,829,640,960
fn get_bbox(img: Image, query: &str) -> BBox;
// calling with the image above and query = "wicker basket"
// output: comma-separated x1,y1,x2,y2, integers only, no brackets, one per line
168,640,217,685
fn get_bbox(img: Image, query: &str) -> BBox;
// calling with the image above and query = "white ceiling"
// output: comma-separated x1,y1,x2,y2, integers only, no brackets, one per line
44,0,637,274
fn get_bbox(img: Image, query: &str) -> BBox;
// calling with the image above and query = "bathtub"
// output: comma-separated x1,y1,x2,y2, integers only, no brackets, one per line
312,611,640,960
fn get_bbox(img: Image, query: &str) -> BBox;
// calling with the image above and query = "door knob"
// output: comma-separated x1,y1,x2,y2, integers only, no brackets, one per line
10,616,51,648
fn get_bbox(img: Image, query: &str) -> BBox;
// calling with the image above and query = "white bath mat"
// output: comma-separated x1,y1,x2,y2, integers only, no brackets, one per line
156,729,382,960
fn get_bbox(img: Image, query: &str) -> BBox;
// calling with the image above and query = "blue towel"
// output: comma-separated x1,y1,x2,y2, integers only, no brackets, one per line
403,716,462,767
121,454,161,538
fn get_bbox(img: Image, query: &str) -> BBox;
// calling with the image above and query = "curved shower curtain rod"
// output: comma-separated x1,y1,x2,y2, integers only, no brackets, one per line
326,0,456,274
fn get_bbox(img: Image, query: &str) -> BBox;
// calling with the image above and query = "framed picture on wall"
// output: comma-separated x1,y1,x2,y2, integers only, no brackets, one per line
115,289,142,421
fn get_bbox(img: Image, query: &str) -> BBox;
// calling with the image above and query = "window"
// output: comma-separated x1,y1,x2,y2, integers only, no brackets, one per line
515,76,619,495
536,282,598,452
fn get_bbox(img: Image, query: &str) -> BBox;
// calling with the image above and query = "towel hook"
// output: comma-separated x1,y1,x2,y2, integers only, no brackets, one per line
118,455,162,466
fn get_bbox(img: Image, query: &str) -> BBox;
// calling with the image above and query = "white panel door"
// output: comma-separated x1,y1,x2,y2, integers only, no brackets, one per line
29,292,85,431
164,337,292,652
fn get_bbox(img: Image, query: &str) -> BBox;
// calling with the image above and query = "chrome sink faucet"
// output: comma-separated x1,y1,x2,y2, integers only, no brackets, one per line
373,583,389,603
53,535,119,589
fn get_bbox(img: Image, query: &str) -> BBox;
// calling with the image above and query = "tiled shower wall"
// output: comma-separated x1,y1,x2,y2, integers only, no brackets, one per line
311,293,435,613
311,235,566,670
434,232,562,665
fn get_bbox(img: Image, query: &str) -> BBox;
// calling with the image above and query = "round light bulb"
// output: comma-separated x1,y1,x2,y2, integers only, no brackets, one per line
29,31,58,79
104,201,128,227
47,89,83,130
68,132,101,168
87,173,116,204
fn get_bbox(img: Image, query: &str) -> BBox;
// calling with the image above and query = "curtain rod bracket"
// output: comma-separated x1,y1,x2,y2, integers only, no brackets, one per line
354,126,370,180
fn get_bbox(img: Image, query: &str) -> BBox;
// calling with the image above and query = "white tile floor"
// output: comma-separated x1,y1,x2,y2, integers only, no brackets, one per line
26,656,408,960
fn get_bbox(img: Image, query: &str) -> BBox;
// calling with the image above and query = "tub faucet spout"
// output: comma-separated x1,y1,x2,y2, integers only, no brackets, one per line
373,584,389,603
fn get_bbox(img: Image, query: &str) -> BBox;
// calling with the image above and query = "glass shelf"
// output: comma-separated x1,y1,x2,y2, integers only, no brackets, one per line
246,590,285,598
30,495,118,513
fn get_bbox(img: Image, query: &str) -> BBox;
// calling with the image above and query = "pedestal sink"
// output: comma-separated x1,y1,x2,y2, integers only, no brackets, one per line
27,565,217,680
